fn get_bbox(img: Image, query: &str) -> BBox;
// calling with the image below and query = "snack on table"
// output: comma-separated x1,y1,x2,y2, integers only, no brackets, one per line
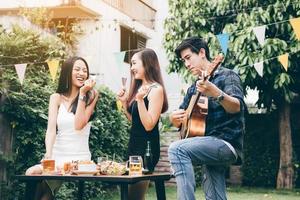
99,161,126,175
77,160,97,171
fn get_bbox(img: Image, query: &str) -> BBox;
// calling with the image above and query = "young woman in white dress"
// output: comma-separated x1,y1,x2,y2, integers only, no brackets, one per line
25,56,99,200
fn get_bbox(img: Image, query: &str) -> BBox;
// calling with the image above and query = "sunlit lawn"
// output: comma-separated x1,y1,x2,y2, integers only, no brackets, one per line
108,185,300,200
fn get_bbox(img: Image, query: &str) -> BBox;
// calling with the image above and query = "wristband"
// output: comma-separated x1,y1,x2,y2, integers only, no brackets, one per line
79,95,87,101
216,91,225,103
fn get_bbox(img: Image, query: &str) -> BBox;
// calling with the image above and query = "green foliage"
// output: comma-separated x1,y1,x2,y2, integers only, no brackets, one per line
19,7,52,29
89,86,130,162
164,0,300,108
164,0,238,82
242,113,280,187
159,113,175,133
0,25,129,199
243,110,300,188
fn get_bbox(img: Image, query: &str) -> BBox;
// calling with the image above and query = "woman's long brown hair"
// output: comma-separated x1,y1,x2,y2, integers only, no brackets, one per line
56,56,92,114
127,48,168,113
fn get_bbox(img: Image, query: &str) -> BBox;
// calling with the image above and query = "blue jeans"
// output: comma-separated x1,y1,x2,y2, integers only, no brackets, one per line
168,136,236,200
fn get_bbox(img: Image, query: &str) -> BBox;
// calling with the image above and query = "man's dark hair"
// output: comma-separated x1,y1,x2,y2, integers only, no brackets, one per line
175,36,210,60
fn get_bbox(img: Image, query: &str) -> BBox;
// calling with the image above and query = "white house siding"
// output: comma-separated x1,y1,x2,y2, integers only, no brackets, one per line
78,0,152,90
77,0,184,111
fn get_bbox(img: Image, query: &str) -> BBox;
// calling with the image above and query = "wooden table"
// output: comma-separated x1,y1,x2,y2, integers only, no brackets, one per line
15,173,172,200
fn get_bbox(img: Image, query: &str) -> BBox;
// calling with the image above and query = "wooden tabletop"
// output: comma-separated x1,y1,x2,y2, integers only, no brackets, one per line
15,172,172,183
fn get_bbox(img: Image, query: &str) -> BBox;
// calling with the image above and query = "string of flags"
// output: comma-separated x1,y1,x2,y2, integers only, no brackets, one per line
10,59,61,85
1,16,300,84
214,17,300,76
168,1,300,22
252,52,290,77
215,18,299,55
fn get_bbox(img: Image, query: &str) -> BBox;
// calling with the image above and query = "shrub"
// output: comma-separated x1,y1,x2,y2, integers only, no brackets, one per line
242,113,280,187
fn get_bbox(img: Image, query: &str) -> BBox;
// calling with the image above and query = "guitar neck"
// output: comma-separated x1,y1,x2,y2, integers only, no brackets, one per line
186,89,200,118
203,63,220,81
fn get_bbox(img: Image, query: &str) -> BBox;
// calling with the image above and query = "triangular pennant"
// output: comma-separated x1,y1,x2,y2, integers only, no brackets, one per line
278,53,289,71
116,100,123,111
47,59,60,81
216,33,230,55
253,61,264,77
114,51,127,79
253,25,266,46
290,17,300,40
14,63,27,85
113,51,126,69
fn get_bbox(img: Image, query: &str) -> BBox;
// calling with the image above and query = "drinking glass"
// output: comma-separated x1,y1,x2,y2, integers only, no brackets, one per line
128,156,143,176
121,77,127,88
42,159,55,174
63,162,72,173
97,155,108,164
117,77,127,111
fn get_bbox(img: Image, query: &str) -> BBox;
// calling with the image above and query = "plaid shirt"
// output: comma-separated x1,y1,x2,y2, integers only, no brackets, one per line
179,67,246,157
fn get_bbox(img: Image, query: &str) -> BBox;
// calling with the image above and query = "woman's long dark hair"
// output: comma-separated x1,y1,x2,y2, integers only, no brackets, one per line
56,56,92,114
127,48,168,113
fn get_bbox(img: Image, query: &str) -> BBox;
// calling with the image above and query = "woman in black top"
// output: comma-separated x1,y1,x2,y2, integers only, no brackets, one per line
118,48,168,200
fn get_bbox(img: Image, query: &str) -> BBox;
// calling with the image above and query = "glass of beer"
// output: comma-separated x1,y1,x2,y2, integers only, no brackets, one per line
42,159,55,174
128,156,143,176
63,162,72,174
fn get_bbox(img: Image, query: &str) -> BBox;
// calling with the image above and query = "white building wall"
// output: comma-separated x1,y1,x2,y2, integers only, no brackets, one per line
77,0,155,92
79,0,184,110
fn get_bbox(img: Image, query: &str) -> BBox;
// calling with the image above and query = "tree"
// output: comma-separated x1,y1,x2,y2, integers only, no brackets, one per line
163,0,300,189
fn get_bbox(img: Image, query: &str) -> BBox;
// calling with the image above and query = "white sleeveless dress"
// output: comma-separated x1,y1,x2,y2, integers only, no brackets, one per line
51,104,91,167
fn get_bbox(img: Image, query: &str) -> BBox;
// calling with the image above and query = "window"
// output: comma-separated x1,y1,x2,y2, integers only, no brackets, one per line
120,26,146,63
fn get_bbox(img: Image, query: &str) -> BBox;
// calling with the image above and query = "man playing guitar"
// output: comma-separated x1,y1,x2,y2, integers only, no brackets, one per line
168,36,246,200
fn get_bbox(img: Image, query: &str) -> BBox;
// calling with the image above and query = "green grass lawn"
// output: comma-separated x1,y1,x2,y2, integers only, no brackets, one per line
108,185,300,200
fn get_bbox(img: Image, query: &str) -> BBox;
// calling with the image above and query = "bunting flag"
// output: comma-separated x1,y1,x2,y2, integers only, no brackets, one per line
114,51,127,111
278,53,289,71
14,63,27,85
253,61,264,77
253,25,266,46
113,51,128,82
116,100,123,111
47,59,60,81
113,51,126,69
290,17,300,40
216,33,230,55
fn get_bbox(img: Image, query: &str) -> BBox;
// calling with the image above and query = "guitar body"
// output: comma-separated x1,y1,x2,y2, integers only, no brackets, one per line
180,95,208,139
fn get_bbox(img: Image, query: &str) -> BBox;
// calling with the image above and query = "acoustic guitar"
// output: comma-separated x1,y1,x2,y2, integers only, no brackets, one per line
180,55,224,139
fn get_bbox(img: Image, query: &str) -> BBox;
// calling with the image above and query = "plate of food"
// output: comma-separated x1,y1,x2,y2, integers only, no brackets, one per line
99,160,127,176
72,170,99,176
72,160,99,176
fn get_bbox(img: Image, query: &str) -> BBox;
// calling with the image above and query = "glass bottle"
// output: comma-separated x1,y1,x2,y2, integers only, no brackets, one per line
144,141,154,174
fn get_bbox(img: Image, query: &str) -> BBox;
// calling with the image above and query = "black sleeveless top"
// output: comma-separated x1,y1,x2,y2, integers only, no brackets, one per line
127,96,160,168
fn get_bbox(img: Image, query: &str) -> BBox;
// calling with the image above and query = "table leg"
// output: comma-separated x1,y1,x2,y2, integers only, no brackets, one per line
155,180,166,200
77,180,84,200
120,183,128,200
24,180,39,200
